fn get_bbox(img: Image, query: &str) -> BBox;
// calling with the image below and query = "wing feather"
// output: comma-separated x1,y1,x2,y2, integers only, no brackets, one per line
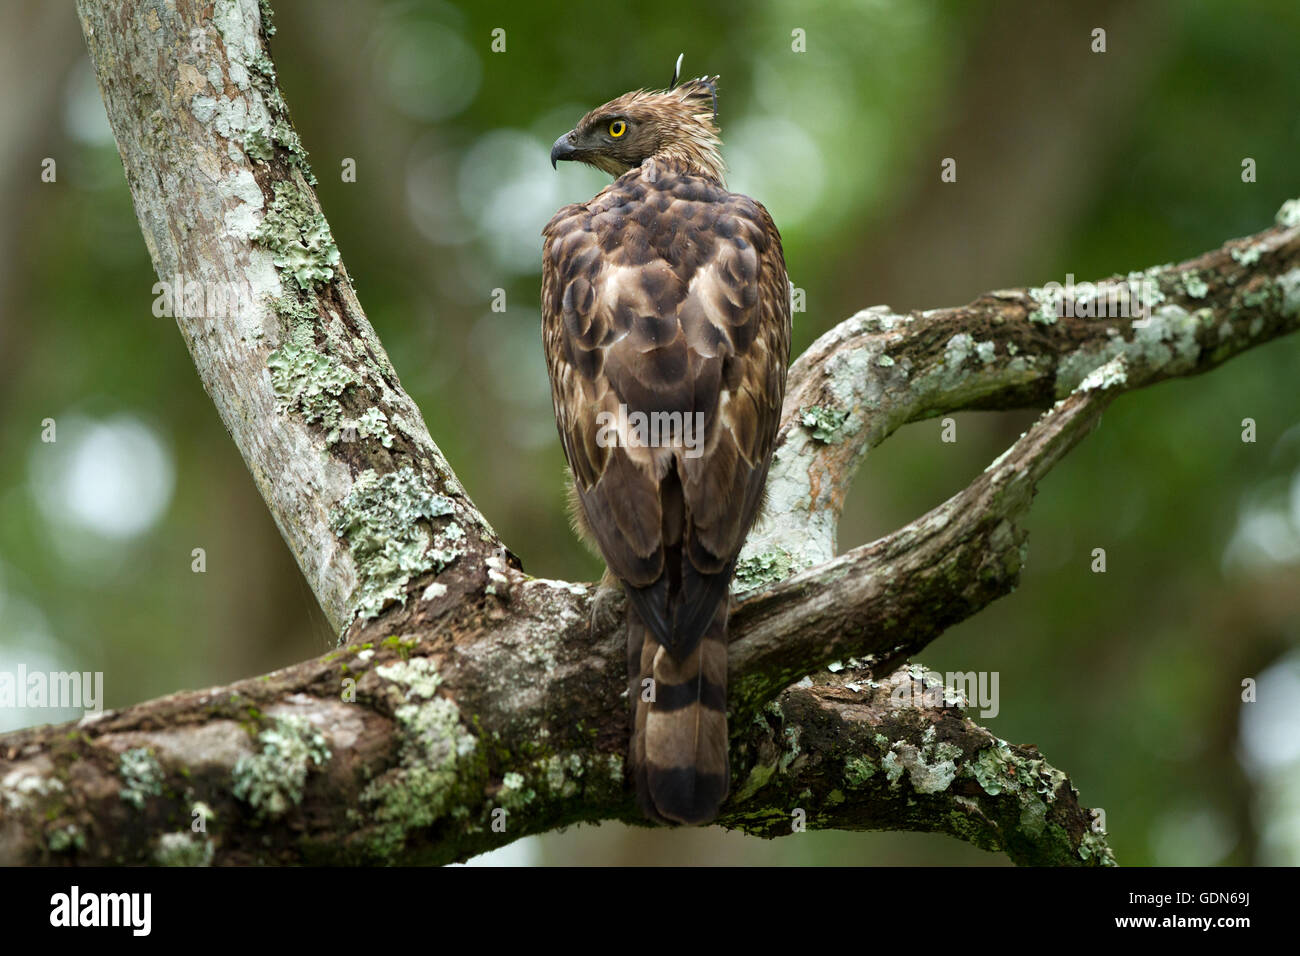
542,167,790,655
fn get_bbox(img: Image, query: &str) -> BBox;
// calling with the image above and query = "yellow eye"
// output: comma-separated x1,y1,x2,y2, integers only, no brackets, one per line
609,120,627,138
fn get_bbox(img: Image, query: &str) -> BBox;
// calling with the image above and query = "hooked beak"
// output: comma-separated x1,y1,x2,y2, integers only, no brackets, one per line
550,131,578,169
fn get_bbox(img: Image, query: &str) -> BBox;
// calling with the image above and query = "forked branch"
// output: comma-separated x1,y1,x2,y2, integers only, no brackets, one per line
2,0,1294,866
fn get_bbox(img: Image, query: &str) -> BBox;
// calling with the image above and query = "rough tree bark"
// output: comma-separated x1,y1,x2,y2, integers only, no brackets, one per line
2,0,1296,866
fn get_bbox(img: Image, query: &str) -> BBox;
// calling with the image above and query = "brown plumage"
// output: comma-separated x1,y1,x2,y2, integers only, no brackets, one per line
541,64,791,825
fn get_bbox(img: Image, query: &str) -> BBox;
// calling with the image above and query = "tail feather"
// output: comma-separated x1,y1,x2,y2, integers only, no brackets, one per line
628,602,729,825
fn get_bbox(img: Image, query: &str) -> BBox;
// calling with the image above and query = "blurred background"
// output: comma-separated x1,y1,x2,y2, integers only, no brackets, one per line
1,0,1298,865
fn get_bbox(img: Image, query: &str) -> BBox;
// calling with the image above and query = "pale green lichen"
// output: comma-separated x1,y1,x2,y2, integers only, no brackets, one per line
1182,270,1209,299
1231,244,1263,267
1239,284,1277,310
267,322,358,433
881,750,905,786
47,824,85,854
1277,269,1300,317
604,752,624,786
964,738,1103,859
272,294,317,323
496,771,536,811
1277,198,1300,229
236,3,317,184
886,737,962,795
502,745,623,806
232,715,330,818
1063,298,1200,389
968,739,1019,796
1,767,64,812
1026,287,1059,325
1035,763,1069,799
352,406,394,447
540,752,590,798
1078,356,1128,392
331,468,459,621
154,832,214,867
1072,283,1100,315
244,115,315,184
1079,822,1118,865
733,547,796,594
244,125,274,162
119,748,164,809
356,658,482,858
943,332,975,368
257,0,276,36
799,405,850,444
273,120,314,183
266,299,395,447
250,50,277,83
1115,268,1167,319
251,183,339,289
377,657,443,699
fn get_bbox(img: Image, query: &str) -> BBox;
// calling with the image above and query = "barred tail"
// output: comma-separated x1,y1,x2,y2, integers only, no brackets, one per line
627,604,729,825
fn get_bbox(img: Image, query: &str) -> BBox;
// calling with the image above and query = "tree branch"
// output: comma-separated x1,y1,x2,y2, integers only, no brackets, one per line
6,0,1294,865
742,214,1300,570
73,0,503,636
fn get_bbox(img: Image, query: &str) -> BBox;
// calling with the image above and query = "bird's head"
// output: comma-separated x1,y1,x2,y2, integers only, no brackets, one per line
550,55,725,183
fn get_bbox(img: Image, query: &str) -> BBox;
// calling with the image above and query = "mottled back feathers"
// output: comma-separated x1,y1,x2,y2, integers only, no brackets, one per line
542,75,791,824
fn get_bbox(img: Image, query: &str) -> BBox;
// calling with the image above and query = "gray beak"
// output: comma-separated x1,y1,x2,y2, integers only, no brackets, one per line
550,131,578,169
